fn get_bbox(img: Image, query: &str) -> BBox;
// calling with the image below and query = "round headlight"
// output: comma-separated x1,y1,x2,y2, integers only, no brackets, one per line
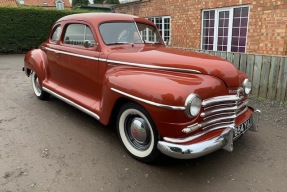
185,94,202,118
243,79,252,95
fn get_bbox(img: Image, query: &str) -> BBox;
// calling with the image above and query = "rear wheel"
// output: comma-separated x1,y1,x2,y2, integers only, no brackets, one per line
31,72,50,100
117,102,160,163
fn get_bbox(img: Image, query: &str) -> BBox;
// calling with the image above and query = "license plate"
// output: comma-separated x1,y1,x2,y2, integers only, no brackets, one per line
233,116,253,139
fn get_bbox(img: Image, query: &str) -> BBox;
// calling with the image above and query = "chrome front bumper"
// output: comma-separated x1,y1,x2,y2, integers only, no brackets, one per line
157,109,261,159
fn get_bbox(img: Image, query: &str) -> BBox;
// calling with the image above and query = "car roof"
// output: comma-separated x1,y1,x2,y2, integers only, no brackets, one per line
57,13,139,23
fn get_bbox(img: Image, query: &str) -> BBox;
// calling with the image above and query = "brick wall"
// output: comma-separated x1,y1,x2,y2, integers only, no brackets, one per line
114,0,287,55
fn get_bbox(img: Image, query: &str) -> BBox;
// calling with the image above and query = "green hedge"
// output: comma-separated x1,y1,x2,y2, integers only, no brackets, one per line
0,7,101,54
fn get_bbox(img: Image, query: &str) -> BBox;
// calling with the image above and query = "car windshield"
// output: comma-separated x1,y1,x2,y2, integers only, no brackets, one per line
99,22,162,45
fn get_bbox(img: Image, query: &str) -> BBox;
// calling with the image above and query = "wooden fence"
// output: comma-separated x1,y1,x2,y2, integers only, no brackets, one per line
178,48,287,102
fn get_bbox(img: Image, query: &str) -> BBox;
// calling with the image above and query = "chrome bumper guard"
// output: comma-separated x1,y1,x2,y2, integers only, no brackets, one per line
157,109,261,159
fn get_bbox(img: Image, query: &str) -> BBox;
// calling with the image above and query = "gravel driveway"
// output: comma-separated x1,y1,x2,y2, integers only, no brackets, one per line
0,54,286,192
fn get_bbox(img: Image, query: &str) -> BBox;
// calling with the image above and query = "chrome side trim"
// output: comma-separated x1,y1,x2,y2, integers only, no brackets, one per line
42,47,201,74
106,59,201,74
42,87,100,120
111,88,185,110
43,47,100,61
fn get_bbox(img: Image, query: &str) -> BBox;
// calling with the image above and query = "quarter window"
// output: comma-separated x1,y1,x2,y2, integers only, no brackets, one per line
51,25,62,42
201,6,249,53
63,24,95,47
148,16,171,45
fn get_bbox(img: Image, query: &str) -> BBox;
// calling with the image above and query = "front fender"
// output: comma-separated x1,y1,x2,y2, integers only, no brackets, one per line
99,68,227,130
106,69,226,106
24,49,47,86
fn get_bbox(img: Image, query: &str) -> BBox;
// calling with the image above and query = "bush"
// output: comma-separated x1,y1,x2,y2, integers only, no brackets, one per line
0,7,99,54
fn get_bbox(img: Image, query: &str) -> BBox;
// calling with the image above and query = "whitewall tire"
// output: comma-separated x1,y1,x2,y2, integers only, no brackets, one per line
117,102,160,163
31,72,49,100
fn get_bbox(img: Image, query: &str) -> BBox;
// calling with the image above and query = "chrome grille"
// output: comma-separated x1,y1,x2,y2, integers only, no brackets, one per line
200,95,248,130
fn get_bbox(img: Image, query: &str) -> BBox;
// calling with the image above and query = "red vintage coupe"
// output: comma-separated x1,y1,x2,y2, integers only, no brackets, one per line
23,13,260,163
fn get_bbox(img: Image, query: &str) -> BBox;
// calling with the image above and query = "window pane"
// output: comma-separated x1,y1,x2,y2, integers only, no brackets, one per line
233,18,240,27
241,7,249,17
224,19,229,27
239,47,245,52
219,12,224,18
239,38,246,46
203,20,209,28
208,45,213,50
233,28,239,36
203,36,208,44
85,27,95,47
241,18,248,27
64,24,85,46
232,37,239,46
51,25,61,42
231,7,249,52
234,8,241,18
204,11,209,19
218,37,223,45
223,37,228,45
209,37,214,44
231,46,238,52
223,27,229,36
218,28,223,36
225,12,229,18
219,18,224,27
210,19,215,27
240,27,247,36
210,11,215,19
209,27,214,36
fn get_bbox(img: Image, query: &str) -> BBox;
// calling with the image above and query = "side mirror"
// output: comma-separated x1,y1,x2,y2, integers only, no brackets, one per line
83,40,93,48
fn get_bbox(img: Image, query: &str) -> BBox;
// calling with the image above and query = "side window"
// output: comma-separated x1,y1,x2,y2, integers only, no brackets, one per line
51,25,62,42
63,24,96,47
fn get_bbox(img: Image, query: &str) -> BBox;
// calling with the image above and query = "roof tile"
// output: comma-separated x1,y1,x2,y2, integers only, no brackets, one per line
0,0,17,6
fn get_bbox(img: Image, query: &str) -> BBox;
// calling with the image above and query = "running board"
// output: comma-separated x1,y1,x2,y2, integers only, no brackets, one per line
42,87,100,120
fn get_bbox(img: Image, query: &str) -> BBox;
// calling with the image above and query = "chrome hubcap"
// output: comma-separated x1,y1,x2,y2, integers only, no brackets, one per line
130,118,148,143
125,116,151,150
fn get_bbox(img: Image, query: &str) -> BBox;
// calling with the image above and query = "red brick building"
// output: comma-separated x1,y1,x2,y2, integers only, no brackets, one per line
20,0,71,9
114,0,287,55
0,0,17,6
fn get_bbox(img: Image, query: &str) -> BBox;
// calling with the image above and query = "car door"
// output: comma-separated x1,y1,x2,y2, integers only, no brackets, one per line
49,23,101,107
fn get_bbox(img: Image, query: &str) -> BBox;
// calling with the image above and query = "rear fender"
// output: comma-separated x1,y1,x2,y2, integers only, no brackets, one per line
24,49,47,86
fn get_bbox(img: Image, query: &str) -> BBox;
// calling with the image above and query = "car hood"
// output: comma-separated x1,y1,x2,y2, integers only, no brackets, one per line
106,46,239,87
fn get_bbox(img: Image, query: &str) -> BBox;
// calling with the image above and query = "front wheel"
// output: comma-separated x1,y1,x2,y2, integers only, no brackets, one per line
117,102,160,163
31,72,50,100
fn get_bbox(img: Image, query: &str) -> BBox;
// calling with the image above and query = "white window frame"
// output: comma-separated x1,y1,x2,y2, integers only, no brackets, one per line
201,5,250,52
147,16,171,45
55,0,64,10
